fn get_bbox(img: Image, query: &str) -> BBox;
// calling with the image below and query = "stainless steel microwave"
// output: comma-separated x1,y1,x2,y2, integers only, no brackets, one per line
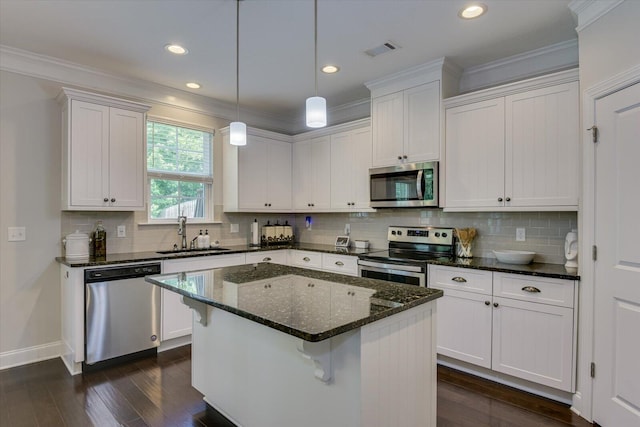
369,162,439,208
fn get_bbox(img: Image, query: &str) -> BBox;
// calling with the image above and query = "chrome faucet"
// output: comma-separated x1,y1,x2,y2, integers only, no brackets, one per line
178,215,187,250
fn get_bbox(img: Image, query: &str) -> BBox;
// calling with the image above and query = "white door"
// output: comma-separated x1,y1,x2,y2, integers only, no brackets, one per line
109,107,144,208
404,81,440,162
371,91,403,167
265,138,292,210
593,82,640,427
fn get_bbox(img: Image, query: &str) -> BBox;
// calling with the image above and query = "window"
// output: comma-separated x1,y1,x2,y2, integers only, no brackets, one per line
147,119,213,221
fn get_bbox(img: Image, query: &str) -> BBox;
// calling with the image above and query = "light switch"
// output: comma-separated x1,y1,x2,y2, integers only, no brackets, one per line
230,223,239,233
8,226,26,241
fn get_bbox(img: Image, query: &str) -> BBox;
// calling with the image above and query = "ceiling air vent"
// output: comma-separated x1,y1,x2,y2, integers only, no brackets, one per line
365,41,401,58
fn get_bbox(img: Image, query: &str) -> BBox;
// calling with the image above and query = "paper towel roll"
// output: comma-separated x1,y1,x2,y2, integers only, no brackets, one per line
251,220,259,246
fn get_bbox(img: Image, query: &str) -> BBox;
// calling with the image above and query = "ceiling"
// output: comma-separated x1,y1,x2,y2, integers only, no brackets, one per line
0,0,577,124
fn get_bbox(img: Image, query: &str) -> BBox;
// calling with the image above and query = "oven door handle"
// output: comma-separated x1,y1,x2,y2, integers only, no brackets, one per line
358,260,424,273
416,170,424,200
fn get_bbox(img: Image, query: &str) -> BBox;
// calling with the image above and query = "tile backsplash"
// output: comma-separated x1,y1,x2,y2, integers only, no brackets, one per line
61,208,576,265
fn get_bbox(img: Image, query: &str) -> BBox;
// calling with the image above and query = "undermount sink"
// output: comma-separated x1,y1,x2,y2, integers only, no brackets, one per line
157,248,231,255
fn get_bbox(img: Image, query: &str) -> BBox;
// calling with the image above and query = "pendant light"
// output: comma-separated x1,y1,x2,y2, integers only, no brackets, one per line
230,0,247,146
306,0,327,128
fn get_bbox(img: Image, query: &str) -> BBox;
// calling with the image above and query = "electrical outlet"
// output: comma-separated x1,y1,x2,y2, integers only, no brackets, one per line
516,228,526,242
117,225,126,238
8,226,26,241
230,223,239,233
344,223,350,235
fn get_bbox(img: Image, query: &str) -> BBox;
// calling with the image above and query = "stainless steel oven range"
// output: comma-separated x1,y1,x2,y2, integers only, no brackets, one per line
358,226,455,287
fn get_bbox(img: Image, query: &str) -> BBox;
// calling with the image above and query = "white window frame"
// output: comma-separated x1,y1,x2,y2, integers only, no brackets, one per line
146,116,215,224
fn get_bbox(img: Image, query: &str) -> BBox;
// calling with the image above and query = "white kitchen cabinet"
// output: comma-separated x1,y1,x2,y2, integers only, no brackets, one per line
245,250,288,265
371,81,441,167
292,136,331,210
223,127,293,212
321,253,359,276
60,265,85,375
161,253,246,341
330,127,372,210
444,71,579,211
289,250,323,270
429,265,577,392
429,266,493,368
58,88,150,211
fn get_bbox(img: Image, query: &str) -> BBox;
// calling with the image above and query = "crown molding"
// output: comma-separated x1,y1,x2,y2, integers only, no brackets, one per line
292,118,371,142
569,0,625,33
0,45,294,133
459,39,579,93
445,68,579,109
287,98,371,135
364,57,451,97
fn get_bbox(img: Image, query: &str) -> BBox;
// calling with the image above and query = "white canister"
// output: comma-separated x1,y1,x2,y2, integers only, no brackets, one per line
63,230,90,259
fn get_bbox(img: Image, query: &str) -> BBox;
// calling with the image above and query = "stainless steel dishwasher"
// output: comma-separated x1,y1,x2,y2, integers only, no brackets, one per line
84,262,162,366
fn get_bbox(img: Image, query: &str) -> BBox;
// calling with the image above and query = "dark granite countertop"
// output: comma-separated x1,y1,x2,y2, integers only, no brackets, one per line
55,243,369,268
56,243,579,280
146,263,443,342
428,257,580,280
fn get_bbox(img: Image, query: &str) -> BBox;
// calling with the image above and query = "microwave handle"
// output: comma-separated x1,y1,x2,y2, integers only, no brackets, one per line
416,170,424,200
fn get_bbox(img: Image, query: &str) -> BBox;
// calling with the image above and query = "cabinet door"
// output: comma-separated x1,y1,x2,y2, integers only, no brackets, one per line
265,138,292,210
330,131,354,209
69,100,110,207
492,297,574,392
372,92,404,167
404,81,440,162
445,98,505,208
350,127,372,209
434,288,493,368
310,136,332,209
505,81,579,208
109,107,145,208
292,140,313,210
238,137,268,209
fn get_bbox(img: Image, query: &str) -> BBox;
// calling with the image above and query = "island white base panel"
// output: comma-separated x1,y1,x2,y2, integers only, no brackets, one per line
191,302,437,427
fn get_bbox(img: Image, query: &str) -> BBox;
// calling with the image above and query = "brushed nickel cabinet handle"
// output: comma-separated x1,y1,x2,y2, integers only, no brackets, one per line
263,257,272,262
452,277,467,283
485,301,490,306
493,302,499,308
335,261,344,266
303,257,310,262
522,286,541,293
111,197,116,203
498,197,503,202
506,197,511,202
104,198,109,202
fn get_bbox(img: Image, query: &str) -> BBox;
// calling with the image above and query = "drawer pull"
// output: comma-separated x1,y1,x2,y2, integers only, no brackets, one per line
303,257,311,262
452,277,467,283
262,257,272,262
522,286,541,293
335,261,344,266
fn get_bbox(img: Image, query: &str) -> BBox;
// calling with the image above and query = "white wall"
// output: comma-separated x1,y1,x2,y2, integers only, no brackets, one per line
0,71,63,363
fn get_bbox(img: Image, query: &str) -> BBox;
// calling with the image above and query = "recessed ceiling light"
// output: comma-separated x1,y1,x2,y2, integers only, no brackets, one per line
322,65,340,74
165,44,189,55
458,3,487,19
186,82,201,89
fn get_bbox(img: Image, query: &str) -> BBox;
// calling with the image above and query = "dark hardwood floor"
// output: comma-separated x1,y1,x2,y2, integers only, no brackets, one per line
0,346,592,427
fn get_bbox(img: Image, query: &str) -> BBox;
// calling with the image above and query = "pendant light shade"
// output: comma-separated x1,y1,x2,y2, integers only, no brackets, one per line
306,96,327,128
305,0,327,128
229,121,247,146
230,0,247,145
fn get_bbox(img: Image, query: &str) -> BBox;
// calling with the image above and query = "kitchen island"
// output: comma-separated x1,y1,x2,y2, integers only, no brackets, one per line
146,263,443,427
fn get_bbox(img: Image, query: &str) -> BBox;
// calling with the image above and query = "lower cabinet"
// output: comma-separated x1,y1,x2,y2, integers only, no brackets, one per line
429,265,577,392
245,250,288,265
162,253,247,341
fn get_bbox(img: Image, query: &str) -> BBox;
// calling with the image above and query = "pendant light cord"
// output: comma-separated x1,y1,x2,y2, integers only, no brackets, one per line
236,0,240,121
314,0,318,97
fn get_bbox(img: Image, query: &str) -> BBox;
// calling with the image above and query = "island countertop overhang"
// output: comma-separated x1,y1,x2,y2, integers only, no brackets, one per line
146,263,443,342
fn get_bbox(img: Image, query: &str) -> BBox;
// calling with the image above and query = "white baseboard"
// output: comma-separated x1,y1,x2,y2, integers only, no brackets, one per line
0,341,62,371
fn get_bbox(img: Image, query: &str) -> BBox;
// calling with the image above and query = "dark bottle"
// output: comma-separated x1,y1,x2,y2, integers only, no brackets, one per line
93,220,107,257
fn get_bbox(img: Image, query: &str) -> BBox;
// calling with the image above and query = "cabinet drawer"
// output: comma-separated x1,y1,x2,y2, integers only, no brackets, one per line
245,250,287,265
289,250,322,270
429,265,492,295
322,254,358,276
493,273,575,308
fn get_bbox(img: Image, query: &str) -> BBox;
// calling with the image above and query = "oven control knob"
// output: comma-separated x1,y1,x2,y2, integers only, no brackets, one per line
397,231,402,236
391,230,396,235
442,232,447,238
435,232,440,237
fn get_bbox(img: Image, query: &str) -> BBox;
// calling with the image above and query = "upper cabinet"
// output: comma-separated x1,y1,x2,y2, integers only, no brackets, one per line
58,88,150,211
444,70,580,211
292,136,331,211
366,58,461,168
223,127,293,212
330,126,372,211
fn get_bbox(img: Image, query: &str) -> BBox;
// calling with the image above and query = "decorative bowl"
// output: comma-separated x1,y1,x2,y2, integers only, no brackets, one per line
492,250,535,264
